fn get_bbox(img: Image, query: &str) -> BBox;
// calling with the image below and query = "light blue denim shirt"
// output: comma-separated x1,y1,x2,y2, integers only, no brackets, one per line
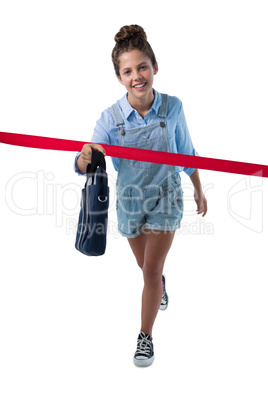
74,89,198,176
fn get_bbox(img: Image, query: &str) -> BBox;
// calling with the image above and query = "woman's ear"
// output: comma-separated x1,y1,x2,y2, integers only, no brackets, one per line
116,74,124,85
153,62,159,75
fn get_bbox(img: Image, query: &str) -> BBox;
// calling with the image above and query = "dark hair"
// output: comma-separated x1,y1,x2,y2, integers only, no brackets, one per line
112,24,157,77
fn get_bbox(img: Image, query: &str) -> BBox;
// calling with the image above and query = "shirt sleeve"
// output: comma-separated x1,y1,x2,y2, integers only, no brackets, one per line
175,102,199,177
73,110,111,176
73,151,85,176
91,110,111,145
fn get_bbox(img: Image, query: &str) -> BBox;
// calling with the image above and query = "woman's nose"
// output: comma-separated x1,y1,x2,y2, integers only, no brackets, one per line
133,70,143,80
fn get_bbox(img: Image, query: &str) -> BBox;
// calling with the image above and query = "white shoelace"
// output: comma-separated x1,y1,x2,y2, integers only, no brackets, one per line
136,334,152,357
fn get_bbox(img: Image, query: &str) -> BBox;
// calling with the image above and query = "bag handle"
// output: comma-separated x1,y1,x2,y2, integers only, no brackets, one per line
85,149,106,186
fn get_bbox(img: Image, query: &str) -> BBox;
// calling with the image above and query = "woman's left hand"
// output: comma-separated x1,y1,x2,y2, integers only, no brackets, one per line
194,189,208,217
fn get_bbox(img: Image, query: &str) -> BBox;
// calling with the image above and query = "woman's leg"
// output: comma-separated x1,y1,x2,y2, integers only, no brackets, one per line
140,230,176,337
128,229,176,337
127,231,147,269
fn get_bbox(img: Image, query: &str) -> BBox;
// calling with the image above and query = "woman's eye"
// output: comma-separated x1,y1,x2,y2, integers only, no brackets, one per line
125,70,131,75
140,66,147,70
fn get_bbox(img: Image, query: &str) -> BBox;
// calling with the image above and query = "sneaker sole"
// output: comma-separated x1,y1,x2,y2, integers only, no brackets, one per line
159,303,168,311
133,355,155,367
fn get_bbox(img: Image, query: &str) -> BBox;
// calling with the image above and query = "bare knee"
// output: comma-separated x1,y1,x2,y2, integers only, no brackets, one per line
143,260,163,285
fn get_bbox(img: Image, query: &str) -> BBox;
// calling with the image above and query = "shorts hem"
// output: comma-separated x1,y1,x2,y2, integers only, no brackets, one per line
143,223,181,232
117,225,144,239
117,223,181,239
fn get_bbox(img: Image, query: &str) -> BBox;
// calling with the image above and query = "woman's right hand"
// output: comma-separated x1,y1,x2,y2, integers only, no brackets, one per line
77,143,106,174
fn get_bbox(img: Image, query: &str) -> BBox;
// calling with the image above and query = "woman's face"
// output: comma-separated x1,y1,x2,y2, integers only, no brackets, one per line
117,49,158,106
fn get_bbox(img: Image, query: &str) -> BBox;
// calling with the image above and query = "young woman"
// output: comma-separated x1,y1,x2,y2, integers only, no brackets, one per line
74,24,207,367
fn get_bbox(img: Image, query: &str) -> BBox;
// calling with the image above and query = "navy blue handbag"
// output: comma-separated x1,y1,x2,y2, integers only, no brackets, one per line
75,150,109,256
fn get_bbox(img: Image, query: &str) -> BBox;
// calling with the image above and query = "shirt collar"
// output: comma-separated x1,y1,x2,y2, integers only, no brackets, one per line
118,89,162,120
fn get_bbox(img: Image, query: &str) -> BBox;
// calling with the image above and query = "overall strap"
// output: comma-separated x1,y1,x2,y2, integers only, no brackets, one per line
158,94,169,118
109,103,125,127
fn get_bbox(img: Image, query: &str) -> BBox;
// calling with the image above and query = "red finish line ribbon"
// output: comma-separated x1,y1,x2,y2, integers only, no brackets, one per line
0,131,267,177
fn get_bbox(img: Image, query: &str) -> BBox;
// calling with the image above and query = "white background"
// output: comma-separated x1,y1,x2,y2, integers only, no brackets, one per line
0,0,267,401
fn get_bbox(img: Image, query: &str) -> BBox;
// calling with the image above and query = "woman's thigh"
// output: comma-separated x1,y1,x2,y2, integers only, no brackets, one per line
143,230,176,268
127,229,176,269
127,231,148,268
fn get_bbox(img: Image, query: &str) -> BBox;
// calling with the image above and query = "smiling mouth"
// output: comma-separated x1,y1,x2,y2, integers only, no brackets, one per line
133,83,146,89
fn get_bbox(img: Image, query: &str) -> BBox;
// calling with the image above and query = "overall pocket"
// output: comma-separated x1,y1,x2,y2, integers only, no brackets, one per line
123,123,164,170
169,188,183,206
168,175,184,209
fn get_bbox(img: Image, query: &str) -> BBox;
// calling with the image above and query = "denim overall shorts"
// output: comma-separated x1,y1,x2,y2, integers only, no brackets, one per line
110,93,183,239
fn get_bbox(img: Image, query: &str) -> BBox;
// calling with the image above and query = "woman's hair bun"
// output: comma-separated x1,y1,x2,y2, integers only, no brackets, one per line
112,24,156,76
114,24,147,43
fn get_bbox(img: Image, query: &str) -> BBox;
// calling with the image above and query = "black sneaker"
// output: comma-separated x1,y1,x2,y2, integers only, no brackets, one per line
160,274,168,311
133,332,154,367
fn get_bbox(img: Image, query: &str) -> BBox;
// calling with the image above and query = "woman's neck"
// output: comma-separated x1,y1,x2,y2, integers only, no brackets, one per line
127,89,155,118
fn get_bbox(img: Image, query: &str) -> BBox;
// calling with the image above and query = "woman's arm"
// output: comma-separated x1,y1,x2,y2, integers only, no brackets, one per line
77,143,106,174
189,169,208,217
